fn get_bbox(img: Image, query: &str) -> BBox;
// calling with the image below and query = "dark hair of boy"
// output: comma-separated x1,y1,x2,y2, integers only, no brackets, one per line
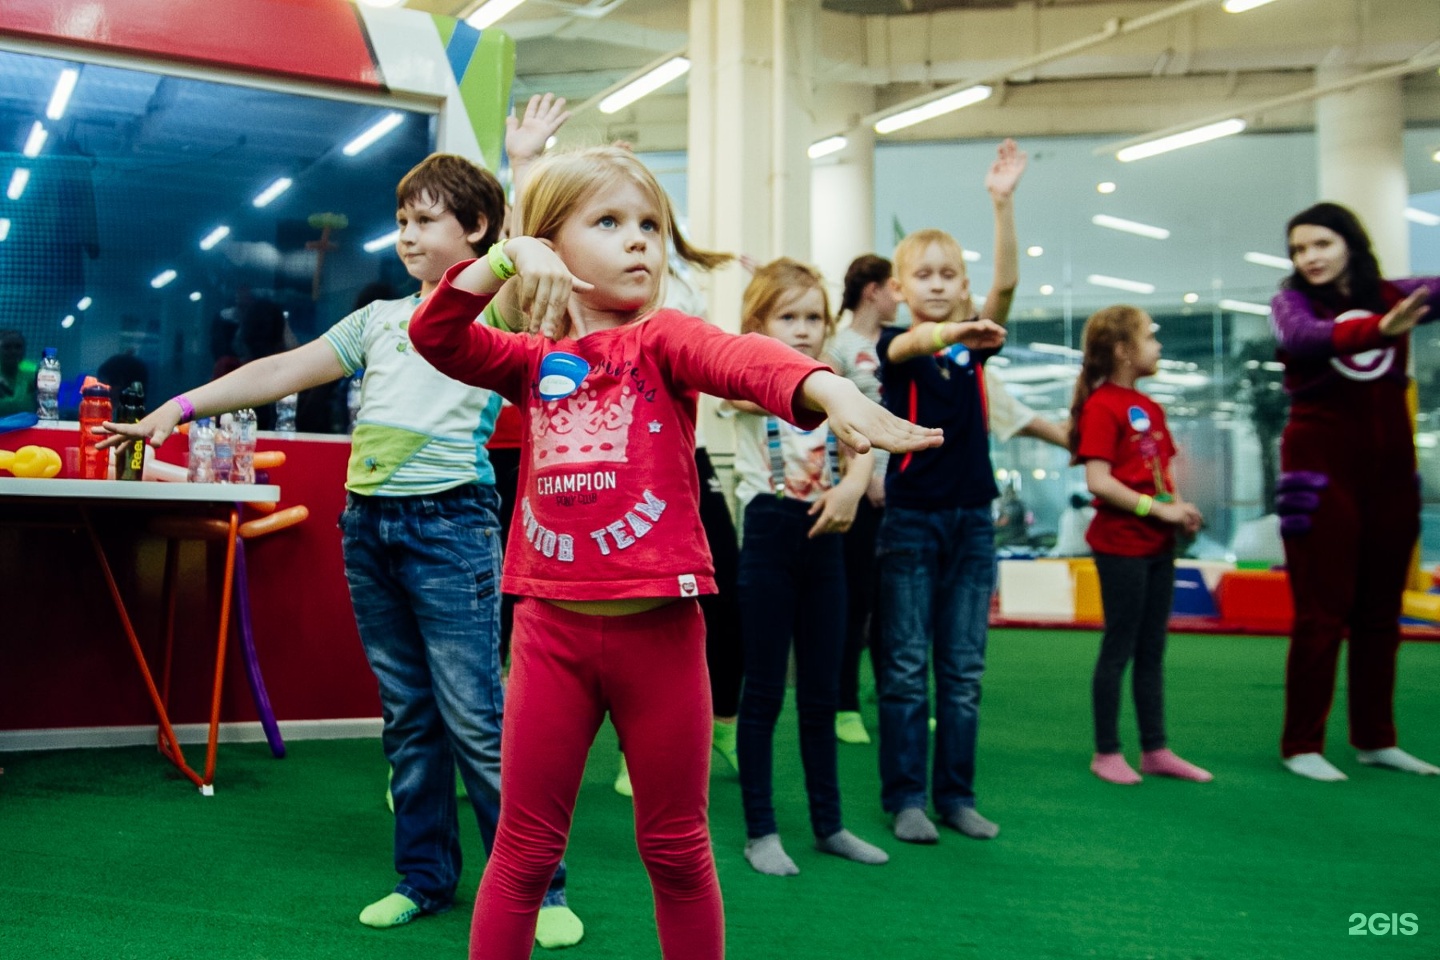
396,153,506,254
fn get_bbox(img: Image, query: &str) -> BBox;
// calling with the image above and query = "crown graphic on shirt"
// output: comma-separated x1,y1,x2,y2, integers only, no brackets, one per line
531,385,637,466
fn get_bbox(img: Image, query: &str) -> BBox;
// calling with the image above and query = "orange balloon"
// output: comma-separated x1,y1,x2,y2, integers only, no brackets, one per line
253,450,286,469
239,504,308,539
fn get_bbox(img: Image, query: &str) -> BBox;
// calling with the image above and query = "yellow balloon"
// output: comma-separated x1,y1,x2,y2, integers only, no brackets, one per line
5,445,63,478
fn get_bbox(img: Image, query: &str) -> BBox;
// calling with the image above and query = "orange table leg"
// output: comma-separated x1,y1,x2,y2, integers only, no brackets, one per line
202,508,241,789
79,506,205,790
156,538,181,760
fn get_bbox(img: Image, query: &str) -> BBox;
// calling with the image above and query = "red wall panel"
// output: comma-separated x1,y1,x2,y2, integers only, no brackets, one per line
0,0,384,90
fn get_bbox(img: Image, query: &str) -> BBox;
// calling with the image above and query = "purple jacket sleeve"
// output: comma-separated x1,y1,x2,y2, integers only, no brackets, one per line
1269,288,1386,360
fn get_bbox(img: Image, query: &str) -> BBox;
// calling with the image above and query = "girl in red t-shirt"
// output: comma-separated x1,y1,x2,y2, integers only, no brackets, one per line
1068,305,1212,786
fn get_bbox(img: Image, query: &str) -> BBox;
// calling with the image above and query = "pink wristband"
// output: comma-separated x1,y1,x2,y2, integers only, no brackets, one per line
171,395,196,423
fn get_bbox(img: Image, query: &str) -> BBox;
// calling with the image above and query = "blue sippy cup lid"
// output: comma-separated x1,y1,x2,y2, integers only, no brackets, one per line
538,352,590,402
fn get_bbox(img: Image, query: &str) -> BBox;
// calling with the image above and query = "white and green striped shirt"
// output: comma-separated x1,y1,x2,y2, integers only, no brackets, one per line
323,296,502,496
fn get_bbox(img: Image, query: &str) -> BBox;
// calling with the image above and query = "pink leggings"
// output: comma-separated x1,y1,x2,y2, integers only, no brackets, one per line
470,597,724,960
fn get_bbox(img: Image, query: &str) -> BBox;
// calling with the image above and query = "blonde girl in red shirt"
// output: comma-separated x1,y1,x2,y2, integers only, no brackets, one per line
1069,305,1213,786
408,146,939,960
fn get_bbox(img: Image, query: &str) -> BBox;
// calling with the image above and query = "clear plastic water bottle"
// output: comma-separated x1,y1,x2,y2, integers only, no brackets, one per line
213,413,235,484
36,348,60,421
346,373,363,434
231,408,257,484
188,417,216,483
275,392,298,433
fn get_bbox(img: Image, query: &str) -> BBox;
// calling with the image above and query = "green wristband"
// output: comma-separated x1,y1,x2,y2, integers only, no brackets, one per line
487,241,516,281
931,322,949,351
1134,494,1154,518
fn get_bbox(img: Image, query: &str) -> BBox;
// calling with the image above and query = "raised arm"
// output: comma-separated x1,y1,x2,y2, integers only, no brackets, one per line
503,93,570,239
977,138,1026,326
98,338,344,448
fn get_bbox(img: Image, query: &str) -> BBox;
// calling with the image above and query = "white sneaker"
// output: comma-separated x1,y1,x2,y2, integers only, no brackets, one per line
1283,752,1348,781
1356,747,1440,775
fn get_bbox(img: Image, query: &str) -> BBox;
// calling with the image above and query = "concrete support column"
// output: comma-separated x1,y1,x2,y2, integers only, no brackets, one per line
1315,66,1409,275
688,0,817,334
810,123,876,303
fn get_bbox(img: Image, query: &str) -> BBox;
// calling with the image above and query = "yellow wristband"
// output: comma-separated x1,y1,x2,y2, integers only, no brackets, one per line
931,322,949,351
487,241,516,281
1134,494,1154,518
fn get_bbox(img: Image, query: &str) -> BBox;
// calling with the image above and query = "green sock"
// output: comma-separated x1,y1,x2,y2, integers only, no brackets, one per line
535,904,585,949
712,720,739,771
359,892,421,929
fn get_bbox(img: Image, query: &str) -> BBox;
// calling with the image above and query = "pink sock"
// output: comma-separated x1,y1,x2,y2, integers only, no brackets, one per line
1141,748,1213,782
1090,752,1142,785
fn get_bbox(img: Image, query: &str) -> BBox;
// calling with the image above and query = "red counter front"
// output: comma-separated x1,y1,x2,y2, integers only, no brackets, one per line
0,425,378,734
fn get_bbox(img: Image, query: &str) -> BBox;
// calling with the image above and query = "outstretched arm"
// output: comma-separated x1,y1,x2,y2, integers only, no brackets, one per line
800,371,942,455
886,318,1006,365
978,138,1026,326
98,339,344,448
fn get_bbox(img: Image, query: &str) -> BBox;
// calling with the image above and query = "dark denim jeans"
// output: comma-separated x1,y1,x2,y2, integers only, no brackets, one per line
736,496,847,839
341,484,566,912
876,504,994,816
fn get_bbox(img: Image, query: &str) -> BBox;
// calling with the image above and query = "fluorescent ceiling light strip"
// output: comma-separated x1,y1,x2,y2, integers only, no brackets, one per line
61,315,75,329
252,177,292,208
1091,214,1170,240
1116,118,1245,162
466,0,529,29
1219,298,1271,315
599,58,691,115
46,68,79,120
22,122,48,158
1243,251,1293,269
199,225,231,250
0,219,10,242
190,291,203,301
364,229,400,253
343,112,405,157
1222,0,1278,11
77,296,92,310
808,136,847,160
874,85,992,135
1087,274,1155,294
7,168,30,201
151,269,177,289
1404,207,1440,227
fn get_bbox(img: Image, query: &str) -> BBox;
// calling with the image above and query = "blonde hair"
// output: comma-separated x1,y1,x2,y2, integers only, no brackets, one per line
520,146,731,313
1068,305,1151,460
740,258,834,336
893,228,968,280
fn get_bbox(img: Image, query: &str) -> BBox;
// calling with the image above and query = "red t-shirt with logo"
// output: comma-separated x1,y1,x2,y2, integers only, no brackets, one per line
1075,382,1177,557
409,261,829,602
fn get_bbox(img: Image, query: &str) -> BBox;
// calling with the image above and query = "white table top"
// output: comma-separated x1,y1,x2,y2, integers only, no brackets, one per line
0,478,280,503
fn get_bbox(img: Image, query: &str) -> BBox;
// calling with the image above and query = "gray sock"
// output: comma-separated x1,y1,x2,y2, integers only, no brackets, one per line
892,807,939,844
816,829,889,865
744,833,799,876
943,807,999,840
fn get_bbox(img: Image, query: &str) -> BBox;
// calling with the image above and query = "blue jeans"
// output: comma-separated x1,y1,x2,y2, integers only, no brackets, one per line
736,496,846,839
875,505,993,816
340,484,566,912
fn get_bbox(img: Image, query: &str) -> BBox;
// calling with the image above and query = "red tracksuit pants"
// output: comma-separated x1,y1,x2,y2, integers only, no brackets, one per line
1277,389,1418,757
469,597,724,960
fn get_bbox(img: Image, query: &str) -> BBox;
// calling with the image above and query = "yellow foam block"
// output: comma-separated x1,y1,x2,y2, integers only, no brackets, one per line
1402,590,1440,623
1072,559,1102,623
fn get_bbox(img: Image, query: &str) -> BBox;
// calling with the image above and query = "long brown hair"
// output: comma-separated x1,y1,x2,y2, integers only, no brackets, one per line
1068,305,1150,461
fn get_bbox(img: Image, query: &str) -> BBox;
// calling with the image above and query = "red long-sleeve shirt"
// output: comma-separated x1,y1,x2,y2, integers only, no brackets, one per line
410,260,828,601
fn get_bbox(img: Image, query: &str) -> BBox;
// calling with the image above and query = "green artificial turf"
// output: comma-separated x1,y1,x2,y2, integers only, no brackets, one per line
1,629,1436,959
